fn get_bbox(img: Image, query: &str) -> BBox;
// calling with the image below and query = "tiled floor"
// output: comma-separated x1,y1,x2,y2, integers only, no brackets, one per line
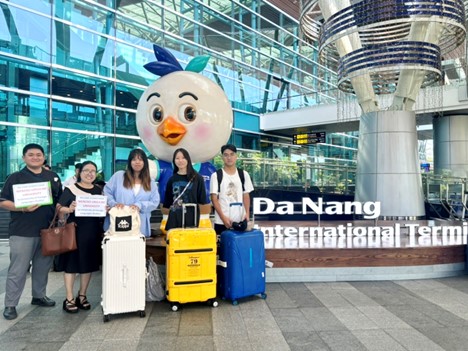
1,241,468,350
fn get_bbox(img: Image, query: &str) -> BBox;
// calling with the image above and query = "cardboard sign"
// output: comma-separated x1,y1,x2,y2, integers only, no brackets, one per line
12,182,52,208
75,195,107,217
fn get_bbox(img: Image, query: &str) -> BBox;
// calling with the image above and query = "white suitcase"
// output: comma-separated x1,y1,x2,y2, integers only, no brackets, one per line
101,234,147,322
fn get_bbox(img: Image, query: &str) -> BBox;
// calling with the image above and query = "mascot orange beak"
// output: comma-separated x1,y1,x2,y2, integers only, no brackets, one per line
157,116,187,145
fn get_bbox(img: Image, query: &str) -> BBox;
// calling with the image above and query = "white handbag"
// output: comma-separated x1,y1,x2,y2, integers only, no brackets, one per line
107,206,141,236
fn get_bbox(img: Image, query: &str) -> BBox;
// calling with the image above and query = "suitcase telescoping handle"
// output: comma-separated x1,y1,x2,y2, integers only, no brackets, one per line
182,203,198,228
229,202,245,222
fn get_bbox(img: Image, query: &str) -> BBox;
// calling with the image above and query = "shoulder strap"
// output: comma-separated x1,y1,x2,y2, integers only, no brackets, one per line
67,183,90,196
237,168,245,191
172,176,194,206
216,169,223,193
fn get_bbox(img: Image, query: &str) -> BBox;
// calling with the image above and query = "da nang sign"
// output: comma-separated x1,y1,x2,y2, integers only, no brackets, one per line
253,197,380,219
293,132,326,145
251,197,468,243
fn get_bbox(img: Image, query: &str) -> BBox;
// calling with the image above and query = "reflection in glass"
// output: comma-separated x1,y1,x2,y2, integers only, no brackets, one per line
0,126,49,184
51,100,114,134
50,131,113,183
0,90,49,126
8,4,54,61
0,0,344,182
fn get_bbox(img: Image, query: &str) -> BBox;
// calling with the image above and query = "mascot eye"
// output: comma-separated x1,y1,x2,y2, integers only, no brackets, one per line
185,107,196,121
179,105,197,122
151,105,164,123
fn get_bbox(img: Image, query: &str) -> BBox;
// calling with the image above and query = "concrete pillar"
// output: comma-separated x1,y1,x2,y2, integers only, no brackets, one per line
355,110,425,219
433,115,468,178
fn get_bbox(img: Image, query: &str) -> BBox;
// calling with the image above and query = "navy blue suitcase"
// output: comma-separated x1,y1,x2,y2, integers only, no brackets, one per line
218,229,267,305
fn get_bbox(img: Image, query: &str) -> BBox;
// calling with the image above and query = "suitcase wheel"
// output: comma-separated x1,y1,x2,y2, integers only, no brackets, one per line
261,293,267,300
103,314,110,323
171,303,179,312
210,299,218,308
139,310,146,318
232,300,238,306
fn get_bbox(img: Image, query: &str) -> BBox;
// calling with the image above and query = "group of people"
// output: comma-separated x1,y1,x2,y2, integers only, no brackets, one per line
0,142,253,320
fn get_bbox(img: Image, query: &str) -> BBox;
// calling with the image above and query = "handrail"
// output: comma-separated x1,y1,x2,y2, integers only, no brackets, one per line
51,133,90,160
421,173,468,220
237,156,356,194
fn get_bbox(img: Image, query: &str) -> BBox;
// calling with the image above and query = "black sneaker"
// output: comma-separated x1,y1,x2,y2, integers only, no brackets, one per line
3,307,17,320
31,296,56,307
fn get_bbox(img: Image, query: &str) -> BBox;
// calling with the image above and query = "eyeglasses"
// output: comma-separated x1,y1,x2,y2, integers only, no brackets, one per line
82,170,96,175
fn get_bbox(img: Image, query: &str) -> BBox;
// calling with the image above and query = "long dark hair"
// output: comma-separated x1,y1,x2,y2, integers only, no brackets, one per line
172,148,198,180
76,160,98,183
124,149,151,191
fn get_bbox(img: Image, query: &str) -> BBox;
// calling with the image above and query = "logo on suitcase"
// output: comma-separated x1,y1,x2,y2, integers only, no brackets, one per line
115,216,132,231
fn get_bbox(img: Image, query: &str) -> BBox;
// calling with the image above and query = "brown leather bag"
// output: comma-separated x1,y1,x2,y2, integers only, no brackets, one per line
40,206,77,256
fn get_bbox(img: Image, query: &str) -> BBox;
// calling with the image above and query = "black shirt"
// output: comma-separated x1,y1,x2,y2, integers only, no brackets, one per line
163,173,207,208
0,167,62,237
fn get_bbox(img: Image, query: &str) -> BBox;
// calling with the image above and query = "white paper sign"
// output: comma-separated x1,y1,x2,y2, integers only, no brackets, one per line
12,182,52,208
75,195,107,217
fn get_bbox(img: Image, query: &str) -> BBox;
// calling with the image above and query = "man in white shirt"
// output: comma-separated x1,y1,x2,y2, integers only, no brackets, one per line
62,163,82,189
210,144,254,234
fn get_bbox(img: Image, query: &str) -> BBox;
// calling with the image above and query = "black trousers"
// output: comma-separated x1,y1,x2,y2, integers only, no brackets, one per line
214,223,227,235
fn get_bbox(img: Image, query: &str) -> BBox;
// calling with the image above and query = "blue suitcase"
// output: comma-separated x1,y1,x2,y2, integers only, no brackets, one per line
218,229,267,305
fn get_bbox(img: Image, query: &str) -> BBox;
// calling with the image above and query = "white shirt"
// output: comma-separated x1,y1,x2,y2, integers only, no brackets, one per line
133,184,141,195
209,169,254,225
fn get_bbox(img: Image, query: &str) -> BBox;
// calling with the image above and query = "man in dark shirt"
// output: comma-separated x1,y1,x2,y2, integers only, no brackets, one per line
0,143,63,320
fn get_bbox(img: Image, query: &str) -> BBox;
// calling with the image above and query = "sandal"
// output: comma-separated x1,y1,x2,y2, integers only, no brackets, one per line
75,294,91,310
63,299,78,313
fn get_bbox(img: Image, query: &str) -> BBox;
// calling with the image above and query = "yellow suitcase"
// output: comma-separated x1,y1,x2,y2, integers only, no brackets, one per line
160,204,213,235
166,223,218,311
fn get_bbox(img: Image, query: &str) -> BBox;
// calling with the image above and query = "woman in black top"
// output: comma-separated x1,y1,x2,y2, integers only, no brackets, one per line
163,148,207,229
56,161,104,313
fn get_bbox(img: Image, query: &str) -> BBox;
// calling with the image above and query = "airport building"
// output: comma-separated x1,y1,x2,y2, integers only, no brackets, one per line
0,0,355,186
2,8,468,349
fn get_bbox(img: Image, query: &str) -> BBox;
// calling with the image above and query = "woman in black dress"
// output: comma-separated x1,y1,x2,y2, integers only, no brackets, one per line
56,161,104,313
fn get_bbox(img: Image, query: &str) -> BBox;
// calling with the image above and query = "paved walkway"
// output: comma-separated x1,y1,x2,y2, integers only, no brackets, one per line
1,241,468,350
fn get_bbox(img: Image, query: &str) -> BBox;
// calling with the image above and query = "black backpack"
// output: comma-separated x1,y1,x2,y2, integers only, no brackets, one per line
216,168,245,193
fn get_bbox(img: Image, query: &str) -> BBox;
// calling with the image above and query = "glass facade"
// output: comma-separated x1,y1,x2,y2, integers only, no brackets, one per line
0,0,341,185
